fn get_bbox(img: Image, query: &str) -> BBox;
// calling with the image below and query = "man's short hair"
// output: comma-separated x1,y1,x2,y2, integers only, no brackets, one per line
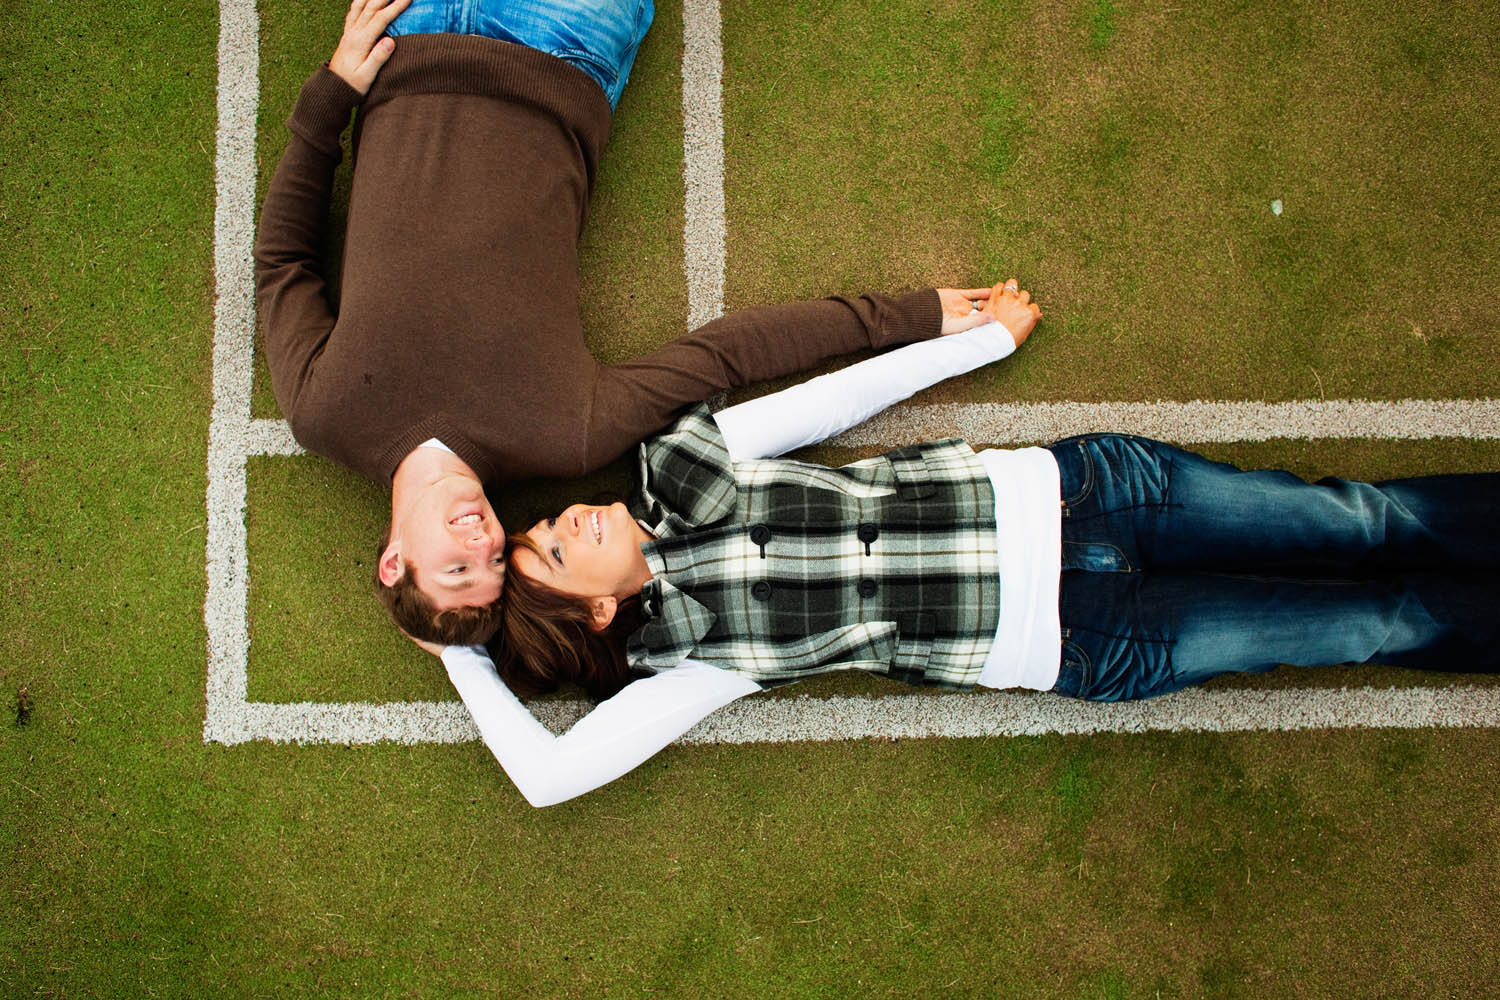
372,532,504,645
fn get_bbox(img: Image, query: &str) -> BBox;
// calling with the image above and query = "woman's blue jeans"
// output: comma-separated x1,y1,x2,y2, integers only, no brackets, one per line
387,0,654,110
1047,434,1500,701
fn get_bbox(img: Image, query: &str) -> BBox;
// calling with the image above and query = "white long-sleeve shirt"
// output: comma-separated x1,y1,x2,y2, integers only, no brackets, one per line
443,320,1060,807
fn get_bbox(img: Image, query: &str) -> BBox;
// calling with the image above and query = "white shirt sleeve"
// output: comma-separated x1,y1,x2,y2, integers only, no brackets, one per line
441,645,762,808
713,319,1018,461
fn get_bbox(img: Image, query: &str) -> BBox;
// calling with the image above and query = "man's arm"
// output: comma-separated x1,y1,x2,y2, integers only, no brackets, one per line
582,289,941,468
252,0,407,422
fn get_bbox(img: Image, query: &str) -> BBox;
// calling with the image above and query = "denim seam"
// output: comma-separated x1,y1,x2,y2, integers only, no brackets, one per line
551,46,618,88
1059,440,1095,508
1059,637,1092,696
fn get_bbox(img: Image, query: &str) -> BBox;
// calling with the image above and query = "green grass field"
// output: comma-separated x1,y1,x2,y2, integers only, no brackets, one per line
4,0,1499,995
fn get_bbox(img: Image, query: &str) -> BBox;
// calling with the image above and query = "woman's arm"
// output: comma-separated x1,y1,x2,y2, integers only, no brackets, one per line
713,320,1018,462
714,281,1039,461
442,647,761,807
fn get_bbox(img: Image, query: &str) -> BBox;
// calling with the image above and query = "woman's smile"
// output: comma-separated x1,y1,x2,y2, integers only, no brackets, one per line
513,502,653,601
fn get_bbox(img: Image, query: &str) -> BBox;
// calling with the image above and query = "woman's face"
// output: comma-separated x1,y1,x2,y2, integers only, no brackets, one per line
510,503,653,601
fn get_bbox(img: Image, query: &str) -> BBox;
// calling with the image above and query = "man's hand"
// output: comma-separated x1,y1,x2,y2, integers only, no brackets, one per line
936,287,995,336
329,0,412,96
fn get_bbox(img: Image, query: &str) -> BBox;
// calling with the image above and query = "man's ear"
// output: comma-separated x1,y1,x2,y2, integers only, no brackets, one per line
377,540,404,587
587,596,619,631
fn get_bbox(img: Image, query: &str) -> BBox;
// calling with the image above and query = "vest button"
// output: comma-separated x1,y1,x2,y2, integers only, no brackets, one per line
749,524,772,546
857,578,878,598
751,580,773,601
856,522,879,544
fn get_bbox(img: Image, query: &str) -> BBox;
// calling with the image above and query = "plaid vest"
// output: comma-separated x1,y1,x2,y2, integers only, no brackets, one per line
625,405,1000,689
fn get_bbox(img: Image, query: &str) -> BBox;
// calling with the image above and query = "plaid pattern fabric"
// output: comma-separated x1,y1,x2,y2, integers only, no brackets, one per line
626,405,1000,689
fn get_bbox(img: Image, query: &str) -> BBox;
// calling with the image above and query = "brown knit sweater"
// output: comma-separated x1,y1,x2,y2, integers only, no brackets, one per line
254,35,940,487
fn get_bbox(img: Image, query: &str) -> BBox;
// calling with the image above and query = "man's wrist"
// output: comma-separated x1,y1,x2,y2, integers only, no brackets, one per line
285,66,363,152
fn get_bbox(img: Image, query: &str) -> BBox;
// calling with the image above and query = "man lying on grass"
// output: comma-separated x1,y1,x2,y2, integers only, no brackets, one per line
255,0,1003,645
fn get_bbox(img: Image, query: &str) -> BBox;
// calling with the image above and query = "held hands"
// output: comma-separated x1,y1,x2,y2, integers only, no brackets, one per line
936,280,1041,346
329,0,412,96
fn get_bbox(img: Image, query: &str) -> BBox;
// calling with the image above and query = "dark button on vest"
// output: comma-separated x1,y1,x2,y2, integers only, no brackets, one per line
856,523,879,544
749,524,772,545
856,578,878,598
751,580,773,602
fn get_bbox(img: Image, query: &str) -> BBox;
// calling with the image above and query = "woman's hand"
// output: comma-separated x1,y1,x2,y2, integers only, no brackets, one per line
936,280,1042,344
404,632,447,658
979,279,1041,346
329,0,412,96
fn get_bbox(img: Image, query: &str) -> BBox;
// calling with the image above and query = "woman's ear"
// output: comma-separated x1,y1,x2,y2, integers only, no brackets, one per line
377,541,404,587
588,595,619,631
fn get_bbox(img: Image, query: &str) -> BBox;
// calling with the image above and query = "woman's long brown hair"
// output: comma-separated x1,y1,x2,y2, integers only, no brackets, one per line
491,532,645,701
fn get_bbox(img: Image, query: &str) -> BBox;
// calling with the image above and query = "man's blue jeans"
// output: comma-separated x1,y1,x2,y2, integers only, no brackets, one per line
387,0,654,110
1046,434,1500,701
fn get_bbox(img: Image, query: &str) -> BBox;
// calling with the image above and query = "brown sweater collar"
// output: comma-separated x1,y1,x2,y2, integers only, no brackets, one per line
379,415,498,488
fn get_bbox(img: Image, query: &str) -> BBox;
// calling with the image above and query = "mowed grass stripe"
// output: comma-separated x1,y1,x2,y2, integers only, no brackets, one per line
719,0,1500,405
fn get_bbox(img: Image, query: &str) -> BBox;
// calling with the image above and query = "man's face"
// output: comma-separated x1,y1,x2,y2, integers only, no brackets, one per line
392,473,506,610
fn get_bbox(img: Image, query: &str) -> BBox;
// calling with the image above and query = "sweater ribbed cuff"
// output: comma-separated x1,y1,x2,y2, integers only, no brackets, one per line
286,67,362,156
882,288,944,348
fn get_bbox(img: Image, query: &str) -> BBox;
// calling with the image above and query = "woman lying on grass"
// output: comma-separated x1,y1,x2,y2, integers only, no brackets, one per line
418,281,1500,806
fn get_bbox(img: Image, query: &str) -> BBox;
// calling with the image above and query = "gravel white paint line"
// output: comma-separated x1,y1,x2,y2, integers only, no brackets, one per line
205,0,1500,746
681,0,725,330
206,685,1500,746
830,398,1500,447
204,0,259,744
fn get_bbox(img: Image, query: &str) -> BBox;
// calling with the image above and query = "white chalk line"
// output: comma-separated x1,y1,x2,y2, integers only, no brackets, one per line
209,685,1500,746
245,399,1500,463
206,0,1500,747
205,0,259,744
682,0,724,330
